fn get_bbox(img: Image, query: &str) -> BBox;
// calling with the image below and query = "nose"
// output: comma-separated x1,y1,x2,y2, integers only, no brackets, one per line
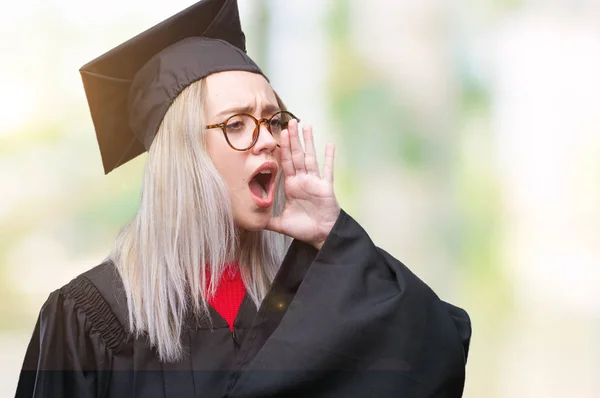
251,121,277,154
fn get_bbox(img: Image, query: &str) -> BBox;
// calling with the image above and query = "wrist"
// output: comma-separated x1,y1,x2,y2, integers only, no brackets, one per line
311,208,341,250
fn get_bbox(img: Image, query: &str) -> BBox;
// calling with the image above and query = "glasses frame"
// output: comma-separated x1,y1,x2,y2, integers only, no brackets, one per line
205,110,300,151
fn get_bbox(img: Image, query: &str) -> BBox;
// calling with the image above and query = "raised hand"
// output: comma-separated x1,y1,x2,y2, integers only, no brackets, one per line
266,120,340,250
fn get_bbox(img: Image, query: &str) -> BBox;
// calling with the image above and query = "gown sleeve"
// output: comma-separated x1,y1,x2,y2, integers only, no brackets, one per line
15,289,99,398
231,209,472,397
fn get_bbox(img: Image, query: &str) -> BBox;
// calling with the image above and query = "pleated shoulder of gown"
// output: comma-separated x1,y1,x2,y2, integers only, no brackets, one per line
59,261,132,355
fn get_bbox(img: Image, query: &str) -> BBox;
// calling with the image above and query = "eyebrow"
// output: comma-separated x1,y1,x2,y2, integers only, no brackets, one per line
215,103,281,119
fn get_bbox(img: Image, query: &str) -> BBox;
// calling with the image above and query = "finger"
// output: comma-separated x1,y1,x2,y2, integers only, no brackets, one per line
323,143,335,184
279,129,295,177
288,119,306,173
302,125,320,177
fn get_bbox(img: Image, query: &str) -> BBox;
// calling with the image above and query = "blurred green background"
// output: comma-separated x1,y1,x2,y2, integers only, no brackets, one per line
1,0,600,396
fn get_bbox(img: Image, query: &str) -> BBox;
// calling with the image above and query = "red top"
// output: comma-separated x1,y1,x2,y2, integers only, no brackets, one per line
206,263,246,331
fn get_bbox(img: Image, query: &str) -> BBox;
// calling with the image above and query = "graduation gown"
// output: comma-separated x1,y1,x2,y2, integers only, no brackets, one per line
16,209,471,397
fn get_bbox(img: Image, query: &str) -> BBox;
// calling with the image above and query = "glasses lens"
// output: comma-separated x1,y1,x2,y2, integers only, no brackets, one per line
269,112,296,139
224,114,256,150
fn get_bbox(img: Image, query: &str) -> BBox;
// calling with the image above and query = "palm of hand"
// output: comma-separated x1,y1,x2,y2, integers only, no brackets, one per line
266,120,340,249
278,172,338,245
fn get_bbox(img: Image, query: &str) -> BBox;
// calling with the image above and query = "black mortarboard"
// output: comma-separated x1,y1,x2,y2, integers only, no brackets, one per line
80,0,265,174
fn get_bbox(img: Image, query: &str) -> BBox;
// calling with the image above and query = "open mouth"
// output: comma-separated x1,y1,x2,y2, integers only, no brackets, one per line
248,162,278,207
249,171,272,198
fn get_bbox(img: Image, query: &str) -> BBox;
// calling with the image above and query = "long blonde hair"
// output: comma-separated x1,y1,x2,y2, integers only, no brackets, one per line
109,79,289,362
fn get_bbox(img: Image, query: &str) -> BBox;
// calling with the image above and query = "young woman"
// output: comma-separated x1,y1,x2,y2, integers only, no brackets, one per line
16,0,471,397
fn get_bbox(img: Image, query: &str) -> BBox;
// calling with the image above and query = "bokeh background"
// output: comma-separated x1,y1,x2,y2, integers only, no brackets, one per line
2,0,599,396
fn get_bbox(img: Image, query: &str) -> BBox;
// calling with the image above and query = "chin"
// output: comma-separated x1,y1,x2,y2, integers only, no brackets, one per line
234,209,271,232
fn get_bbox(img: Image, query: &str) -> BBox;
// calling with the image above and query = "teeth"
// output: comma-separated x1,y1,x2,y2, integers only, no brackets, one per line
259,170,271,175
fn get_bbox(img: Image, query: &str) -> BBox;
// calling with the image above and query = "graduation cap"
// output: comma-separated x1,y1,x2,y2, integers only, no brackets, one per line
80,0,265,174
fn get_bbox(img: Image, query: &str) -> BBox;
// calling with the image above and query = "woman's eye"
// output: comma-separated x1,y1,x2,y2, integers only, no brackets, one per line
227,121,243,131
270,119,282,129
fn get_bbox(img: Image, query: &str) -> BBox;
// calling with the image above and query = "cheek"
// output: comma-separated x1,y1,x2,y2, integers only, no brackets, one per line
213,157,244,191
205,130,223,161
206,136,246,193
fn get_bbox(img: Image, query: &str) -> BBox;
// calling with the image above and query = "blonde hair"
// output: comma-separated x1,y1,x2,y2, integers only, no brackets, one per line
109,79,289,362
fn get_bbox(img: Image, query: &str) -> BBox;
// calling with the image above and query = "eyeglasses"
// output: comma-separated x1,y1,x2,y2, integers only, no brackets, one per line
205,111,300,151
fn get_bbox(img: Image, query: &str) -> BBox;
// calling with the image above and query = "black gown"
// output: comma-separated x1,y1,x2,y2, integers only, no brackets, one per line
16,210,471,397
